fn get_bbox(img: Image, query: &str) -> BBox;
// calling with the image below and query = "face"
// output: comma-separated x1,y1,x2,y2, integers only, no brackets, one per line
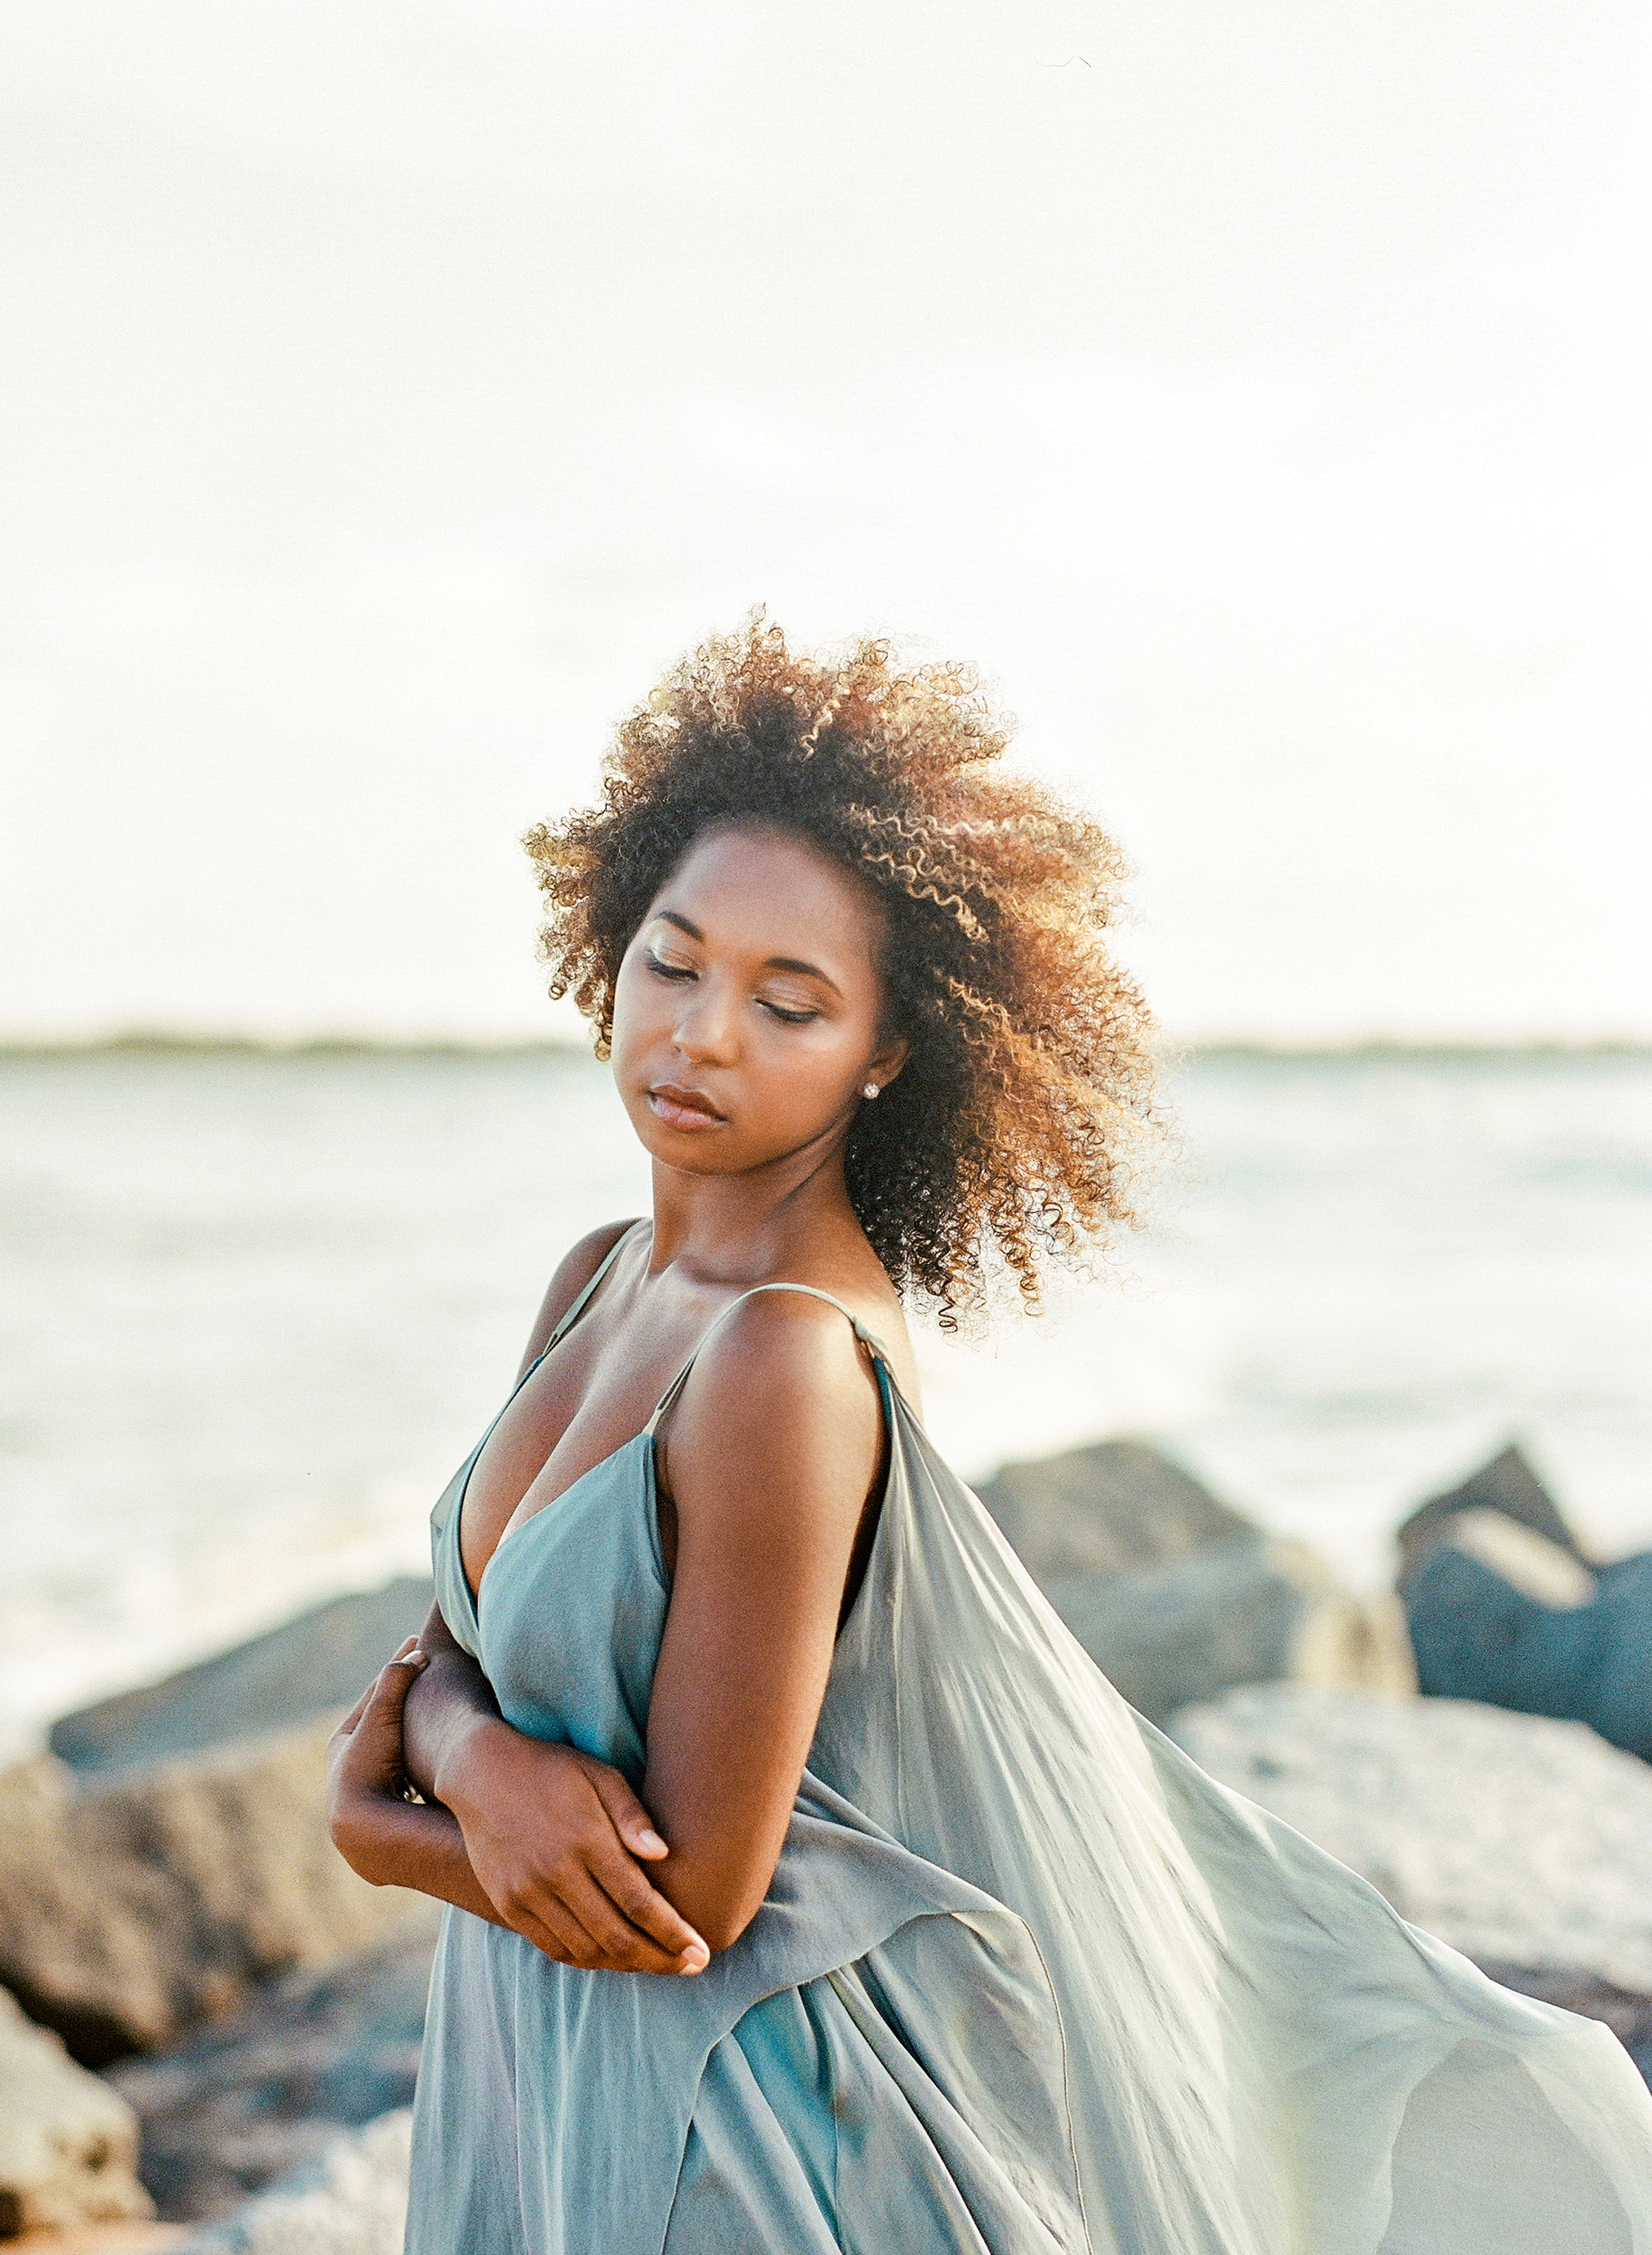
610,823,907,1177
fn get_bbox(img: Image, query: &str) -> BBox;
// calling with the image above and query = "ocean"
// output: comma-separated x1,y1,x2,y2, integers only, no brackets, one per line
4,1044,1650,1761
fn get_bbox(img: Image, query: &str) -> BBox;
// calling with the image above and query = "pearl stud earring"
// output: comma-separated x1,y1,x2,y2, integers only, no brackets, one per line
862,1082,880,1100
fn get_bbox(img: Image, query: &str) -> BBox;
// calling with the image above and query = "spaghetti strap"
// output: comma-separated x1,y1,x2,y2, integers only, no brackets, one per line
542,1218,646,1356
643,1282,895,1438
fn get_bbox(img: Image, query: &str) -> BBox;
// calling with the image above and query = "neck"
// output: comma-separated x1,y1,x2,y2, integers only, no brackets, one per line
645,1126,860,1283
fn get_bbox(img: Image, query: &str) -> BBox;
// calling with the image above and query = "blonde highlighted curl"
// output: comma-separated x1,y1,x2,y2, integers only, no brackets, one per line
525,613,1159,1324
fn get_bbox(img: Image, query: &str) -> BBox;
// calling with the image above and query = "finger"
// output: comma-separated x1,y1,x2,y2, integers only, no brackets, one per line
339,1652,427,1772
531,1875,702,1976
509,1886,606,1969
558,1870,701,1975
337,1640,417,1736
583,1839,708,1961
586,1764,670,1860
502,1862,679,1974
500,1895,584,1968
366,1648,428,1714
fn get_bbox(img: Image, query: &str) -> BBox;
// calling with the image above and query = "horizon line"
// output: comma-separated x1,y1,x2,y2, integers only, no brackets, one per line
4,1030,1651,1065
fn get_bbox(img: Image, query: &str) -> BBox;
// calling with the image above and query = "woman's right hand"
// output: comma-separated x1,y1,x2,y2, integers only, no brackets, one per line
326,1638,429,1872
437,1718,711,1977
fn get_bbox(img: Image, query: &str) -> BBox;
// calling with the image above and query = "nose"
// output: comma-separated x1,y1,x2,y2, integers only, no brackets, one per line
672,973,740,1066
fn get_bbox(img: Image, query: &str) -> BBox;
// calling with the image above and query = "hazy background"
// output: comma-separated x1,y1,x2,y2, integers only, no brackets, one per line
3,5,1650,1753
3,0,1649,1046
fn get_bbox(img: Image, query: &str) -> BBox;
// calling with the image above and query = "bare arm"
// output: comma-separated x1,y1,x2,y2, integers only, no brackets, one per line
642,1294,885,1950
398,1600,501,1803
332,1229,877,1970
326,1642,511,1927
398,1606,709,1971
333,1605,710,1973
332,1218,708,1975
380,1294,882,1963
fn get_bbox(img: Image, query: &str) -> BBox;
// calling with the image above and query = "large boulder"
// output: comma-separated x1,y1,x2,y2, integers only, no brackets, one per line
0,1987,154,2237
172,2110,410,2255
977,1438,1257,1581
1171,1683,1652,1997
106,1929,437,2223
978,1436,1412,1719
0,1728,437,2066
1397,1445,1652,1761
50,1582,434,1777
1045,1541,1414,1726
1396,1442,1593,1576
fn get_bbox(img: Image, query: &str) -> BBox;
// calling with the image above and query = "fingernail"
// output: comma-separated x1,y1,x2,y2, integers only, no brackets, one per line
678,1944,709,1975
406,1649,426,1665
637,1829,667,1855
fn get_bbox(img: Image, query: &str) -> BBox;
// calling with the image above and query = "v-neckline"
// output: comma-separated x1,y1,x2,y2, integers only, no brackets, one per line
472,1427,658,1610
454,1338,659,1611
450,1227,918,1615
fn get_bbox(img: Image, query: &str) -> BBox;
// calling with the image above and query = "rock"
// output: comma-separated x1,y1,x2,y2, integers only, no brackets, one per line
105,1929,437,2223
1046,1541,1414,1725
50,1582,435,1777
6,2228,189,2252
1401,1539,1652,1762
4,1576,439,2066
0,1728,438,2066
1395,1442,1592,1576
171,2111,410,2255
1171,1683,1652,1994
1431,1508,1599,1607
978,1436,1411,1720
0,1987,154,2237
1395,1445,1652,1762
977,1438,1257,1581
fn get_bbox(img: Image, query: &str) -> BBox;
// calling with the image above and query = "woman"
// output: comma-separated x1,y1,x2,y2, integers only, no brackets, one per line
330,618,1652,2253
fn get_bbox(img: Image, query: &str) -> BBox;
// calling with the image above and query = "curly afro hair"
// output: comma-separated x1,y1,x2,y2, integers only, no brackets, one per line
524,613,1159,1323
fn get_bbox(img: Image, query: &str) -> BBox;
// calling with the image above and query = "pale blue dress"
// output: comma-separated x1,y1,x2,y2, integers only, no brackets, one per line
408,1228,1652,2253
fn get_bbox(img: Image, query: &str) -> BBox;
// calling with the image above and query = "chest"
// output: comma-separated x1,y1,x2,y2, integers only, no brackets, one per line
440,1429,670,1783
456,1329,686,1601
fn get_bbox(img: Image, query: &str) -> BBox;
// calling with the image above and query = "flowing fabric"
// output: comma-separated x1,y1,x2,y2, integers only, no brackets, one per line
408,1237,1652,2253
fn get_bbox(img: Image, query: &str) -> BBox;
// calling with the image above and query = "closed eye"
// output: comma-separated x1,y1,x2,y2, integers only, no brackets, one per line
649,949,817,1022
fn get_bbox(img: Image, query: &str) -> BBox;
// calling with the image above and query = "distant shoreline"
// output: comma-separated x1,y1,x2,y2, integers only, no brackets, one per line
3,1033,1650,1065
0,1032,591,1059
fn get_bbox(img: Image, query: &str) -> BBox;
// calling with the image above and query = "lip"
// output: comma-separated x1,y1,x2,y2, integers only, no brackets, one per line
647,1082,728,1132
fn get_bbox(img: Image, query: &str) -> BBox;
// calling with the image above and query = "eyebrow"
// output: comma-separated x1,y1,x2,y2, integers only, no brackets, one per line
650,909,845,999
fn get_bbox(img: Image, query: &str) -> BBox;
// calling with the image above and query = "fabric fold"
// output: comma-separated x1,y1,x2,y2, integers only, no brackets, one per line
409,1291,1652,2254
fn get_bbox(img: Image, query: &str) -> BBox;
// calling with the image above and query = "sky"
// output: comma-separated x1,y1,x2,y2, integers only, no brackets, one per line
2,1,1648,1044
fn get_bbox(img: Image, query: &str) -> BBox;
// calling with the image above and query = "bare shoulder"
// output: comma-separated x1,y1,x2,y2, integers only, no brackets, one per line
514,1216,643,1376
703,1284,883,1409
549,1216,642,1302
659,1286,887,1521
713,1256,917,1397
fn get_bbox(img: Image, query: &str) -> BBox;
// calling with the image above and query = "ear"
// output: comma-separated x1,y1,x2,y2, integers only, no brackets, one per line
865,1036,909,1093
